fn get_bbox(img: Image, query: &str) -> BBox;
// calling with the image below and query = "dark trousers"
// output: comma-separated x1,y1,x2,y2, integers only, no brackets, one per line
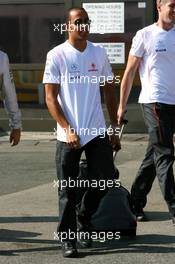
131,103,175,217
55,135,116,238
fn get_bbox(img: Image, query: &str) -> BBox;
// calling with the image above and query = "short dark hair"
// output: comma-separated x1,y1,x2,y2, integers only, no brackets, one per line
156,0,168,4
65,7,88,23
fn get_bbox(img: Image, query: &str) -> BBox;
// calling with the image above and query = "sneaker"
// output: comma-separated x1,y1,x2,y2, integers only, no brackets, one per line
61,241,78,258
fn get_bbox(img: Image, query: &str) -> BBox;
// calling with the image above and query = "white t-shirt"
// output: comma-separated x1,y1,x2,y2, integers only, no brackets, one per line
130,23,175,104
43,41,113,146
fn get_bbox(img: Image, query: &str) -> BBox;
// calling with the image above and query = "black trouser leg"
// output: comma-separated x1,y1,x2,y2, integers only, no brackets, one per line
77,135,116,230
131,103,175,217
55,141,82,240
151,103,175,217
131,141,156,208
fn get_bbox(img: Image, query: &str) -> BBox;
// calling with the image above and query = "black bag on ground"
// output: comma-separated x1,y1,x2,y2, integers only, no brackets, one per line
77,159,137,237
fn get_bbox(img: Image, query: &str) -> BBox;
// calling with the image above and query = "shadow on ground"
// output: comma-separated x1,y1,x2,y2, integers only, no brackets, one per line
0,212,174,257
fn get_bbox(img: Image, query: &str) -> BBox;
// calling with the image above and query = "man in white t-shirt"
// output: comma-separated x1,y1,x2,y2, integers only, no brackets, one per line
117,0,175,225
43,7,120,257
0,50,21,145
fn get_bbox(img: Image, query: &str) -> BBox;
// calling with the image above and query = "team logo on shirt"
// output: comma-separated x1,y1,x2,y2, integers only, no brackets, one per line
71,64,78,71
155,48,167,52
69,64,80,80
155,40,167,52
88,63,98,72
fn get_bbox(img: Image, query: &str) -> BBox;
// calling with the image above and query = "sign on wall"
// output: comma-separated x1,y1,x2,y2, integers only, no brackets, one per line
100,43,125,64
83,2,124,34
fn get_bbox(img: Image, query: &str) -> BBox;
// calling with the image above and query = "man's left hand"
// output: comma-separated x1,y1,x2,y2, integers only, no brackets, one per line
10,128,21,146
109,134,121,152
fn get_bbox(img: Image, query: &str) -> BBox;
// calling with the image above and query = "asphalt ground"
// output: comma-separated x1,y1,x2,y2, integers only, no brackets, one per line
0,132,175,264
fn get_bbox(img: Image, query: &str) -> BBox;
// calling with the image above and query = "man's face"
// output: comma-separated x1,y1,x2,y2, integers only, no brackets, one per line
67,10,90,41
158,0,175,24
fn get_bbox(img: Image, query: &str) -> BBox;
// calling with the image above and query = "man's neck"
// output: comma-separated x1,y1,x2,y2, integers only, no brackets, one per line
68,39,87,52
156,19,174,31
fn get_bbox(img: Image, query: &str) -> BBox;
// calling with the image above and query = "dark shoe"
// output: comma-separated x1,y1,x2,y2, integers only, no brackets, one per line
172,217,175,226
77,215,93,247
61,241,78,258
77,214,92,231
77,232,92,248
135,207,148,222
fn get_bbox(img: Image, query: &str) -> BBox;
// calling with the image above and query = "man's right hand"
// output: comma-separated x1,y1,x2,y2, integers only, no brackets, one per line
66,126,81,149
10,128,21,146
117,107,126,126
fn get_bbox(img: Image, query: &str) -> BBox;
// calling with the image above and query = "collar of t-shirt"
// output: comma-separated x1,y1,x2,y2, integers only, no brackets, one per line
65,40,90,55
